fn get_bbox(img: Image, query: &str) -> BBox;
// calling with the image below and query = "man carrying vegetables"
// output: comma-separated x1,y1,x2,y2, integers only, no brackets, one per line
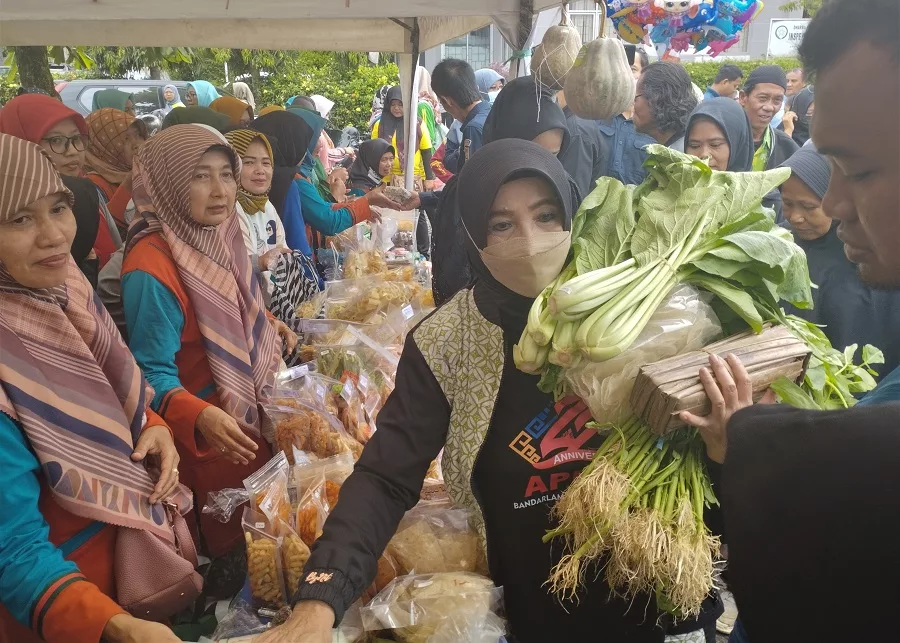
681,1,900,641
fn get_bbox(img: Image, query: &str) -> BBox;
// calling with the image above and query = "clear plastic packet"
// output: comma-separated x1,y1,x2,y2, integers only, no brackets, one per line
265,400,363,464
359,572,505,643
287,318,373,348
242,508,288,609
243,451,290,515
374,209,417,269
563,285,723,425
293,451,355,497
294,478,329,547
203,487,250,524
277,518,311,597
324,276,425,324
257,470,292,527
387,499,480,575
209,597,268,641
294,290,327,320
360,551,401,605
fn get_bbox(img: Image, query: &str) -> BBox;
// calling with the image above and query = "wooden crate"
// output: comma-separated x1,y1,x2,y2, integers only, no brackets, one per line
630,325,811,435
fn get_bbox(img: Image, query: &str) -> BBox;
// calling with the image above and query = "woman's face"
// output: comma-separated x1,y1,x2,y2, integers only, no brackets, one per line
389,99,404,118
122,123,148,167
39,117,85,177
184,86,198,106
189,149,237,226
0,193,76,289
164,88,175,102
532,129,565,156
239,108,253,125
686,118,731,171
240,139,273,196
782,175,832,241
378,151,395,177
486,176,564,246
489,79,504,91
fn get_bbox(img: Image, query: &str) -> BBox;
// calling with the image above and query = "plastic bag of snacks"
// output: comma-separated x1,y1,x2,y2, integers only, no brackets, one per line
293,452,355,547
387,499,481,575
242,508,287,609
359,572,506,643
277,518,311,597
294,289,327,320
265,399,363,464
324,276,425,324
243,451,291,516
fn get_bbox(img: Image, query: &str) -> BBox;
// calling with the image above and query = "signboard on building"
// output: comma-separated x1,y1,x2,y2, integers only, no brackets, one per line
767,19,810,58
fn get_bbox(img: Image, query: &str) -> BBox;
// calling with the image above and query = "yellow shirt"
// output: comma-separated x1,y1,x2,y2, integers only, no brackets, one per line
371,119,432,179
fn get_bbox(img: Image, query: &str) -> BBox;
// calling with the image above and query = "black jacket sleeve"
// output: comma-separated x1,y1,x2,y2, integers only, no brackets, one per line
294,331,450,623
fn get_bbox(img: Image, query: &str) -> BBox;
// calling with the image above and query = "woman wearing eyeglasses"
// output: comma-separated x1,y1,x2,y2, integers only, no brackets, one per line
0,94,123,271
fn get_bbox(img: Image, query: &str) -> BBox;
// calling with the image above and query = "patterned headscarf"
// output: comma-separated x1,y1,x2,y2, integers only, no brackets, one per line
126,125,280,435
84,108,136,185
0,133,180,542
225,128,274,215
210,96,254,126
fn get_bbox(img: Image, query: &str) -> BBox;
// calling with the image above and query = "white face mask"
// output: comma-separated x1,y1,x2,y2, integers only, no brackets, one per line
475,230,572,298
487,90,501,105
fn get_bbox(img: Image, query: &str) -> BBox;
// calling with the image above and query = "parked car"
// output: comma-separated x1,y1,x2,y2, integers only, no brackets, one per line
55,79,191,116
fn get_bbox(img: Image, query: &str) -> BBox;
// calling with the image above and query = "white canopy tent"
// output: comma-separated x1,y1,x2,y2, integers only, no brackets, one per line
0,0,559,184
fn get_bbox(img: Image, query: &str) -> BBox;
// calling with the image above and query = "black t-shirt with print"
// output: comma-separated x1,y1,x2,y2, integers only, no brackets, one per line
472,356,664,643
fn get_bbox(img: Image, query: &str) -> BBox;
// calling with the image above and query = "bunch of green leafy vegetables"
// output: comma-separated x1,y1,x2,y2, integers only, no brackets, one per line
536,145,882,406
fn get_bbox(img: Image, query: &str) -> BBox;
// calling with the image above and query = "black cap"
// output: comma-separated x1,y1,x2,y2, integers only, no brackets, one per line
744,65,788,92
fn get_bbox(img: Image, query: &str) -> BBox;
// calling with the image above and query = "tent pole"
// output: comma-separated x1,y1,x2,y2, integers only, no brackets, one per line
403,18,421,191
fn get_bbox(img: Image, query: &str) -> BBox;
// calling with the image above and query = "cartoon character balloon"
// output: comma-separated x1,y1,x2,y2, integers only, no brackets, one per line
606,0,763,57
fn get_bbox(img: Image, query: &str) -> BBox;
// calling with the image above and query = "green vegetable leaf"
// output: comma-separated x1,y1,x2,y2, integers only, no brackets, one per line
686,274,764,332
863,344,886,366
573,182,636,273
631,186,724,267
571,178,613,241
848,367,877,393
770,377,822,410
804,361,827,391
843,344,859,366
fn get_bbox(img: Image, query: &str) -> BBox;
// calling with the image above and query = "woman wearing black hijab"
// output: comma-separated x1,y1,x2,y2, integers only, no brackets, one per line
684,98,784,220
482,76,588,195
258,139,697,643
348,139,394,194
432,76,586,307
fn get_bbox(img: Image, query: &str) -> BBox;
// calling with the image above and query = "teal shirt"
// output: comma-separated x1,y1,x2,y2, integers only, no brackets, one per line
857,366,900,407
294,177,356,237
121,270,216,411
0,412,80,627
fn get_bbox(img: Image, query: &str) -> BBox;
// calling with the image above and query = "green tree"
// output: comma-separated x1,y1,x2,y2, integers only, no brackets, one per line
4,46,94,95
779,0,825,17
85,47,193,79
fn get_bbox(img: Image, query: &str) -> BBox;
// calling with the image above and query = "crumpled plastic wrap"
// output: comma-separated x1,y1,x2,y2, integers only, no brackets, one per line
360,572,505,643
564,285,722,425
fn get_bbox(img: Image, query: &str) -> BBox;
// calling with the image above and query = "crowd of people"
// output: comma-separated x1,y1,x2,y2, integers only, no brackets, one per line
0,0,898,641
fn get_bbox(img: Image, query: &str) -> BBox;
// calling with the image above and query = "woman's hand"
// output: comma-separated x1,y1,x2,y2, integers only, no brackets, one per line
253,601,335,643
328,167,349,202
679,354,776,464
782,111,797,137
423,179,436,191
131,424,180,504
270,317,299,354
365,185,400,214
259,247,291,272
102,613,181,643
195,406,258,465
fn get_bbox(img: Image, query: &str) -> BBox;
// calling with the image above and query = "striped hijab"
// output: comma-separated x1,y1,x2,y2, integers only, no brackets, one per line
84,107,135,186
126,125,280,435
0,134,177,542
224,128,273,215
